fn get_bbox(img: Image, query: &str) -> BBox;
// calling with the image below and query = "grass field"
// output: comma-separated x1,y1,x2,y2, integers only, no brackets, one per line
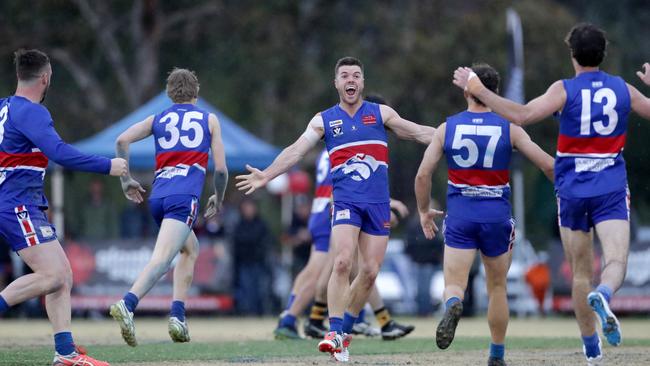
1,317,649,365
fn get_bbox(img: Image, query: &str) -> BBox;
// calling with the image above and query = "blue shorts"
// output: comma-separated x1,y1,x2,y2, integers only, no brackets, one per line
0,205,57,252
311,233,331,252
149,195,199,228
557,188,630,232
332,201,390,236
443,215,515,257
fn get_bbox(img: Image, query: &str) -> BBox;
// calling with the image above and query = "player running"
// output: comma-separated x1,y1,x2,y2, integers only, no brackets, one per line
0,49,126,366
416,63,554,366
109,68,228,346
275,150,414,341
237,57,435,362
453,24,650,365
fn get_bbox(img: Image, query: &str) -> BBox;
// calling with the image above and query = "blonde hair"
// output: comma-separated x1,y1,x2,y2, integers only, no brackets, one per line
166,68,199,103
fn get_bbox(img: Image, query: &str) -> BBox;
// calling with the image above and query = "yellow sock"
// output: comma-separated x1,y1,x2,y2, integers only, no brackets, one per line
309,301,327,321
374,307,392,328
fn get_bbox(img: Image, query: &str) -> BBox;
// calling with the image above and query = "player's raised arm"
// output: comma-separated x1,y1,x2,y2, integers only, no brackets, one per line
453,67,566,126
114,115,154,203
628,82,650,121
414,125,445,239
510,125,555,182
380,104,435,145
205,113,229,218
637,63,650,86
236,114,324,195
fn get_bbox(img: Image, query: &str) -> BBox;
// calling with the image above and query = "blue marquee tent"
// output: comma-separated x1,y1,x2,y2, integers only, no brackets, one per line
74,92,279,171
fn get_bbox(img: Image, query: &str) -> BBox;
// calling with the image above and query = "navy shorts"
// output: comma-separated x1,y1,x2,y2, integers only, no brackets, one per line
149,195,199,228
443,215,515,257
557,188,630,232
0,205,57,252
332,201,390,236
311,233,331,252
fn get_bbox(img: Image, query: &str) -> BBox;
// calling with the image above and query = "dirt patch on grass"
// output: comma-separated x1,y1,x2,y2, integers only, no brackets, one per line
122,346,650,366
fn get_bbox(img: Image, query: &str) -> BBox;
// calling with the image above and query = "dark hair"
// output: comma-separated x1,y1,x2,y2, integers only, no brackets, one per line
365,94,387,105
471,63,500,106
14,49,50,82
334,57,364,76
565,23,607,67
166,68,199,103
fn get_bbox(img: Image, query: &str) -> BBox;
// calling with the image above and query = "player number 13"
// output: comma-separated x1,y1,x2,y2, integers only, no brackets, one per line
580,88,618,136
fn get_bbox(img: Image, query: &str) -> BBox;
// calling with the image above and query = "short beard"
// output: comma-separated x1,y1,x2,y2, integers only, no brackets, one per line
40,82,50,104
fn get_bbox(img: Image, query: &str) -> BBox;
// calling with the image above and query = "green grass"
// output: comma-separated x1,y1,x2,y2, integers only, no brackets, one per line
2,337,650,365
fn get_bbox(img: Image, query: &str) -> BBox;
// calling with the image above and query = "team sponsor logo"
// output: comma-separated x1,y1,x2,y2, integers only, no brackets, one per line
341,154,381,181
472,118,483,124
460,186,504,198
574,158,615,173
351,125,357,131
362,114,377,125
40,226,54,238
157,166,190,179
592,81,603,88
335,209,350,221
329,119,343,127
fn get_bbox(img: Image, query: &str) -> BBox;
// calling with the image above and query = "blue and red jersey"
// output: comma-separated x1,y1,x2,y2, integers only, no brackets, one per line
555,71,630,198
444,111,512,223
150,103,211,199
321,101,389,203
308,149,333,237
0,96,110,210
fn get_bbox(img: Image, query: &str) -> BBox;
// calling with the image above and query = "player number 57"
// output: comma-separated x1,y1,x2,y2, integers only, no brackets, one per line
452,125,502,168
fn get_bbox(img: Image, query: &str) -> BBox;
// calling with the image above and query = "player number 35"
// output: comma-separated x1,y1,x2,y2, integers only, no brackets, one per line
158,111,204,149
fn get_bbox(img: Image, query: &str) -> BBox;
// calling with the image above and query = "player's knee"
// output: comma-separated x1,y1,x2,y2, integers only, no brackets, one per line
360,262,380,285
333,256,352,276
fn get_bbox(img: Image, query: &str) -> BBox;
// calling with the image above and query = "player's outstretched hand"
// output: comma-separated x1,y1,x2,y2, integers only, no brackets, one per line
637,63,650,86
110,158,128,177
419,208,444,240
235,164,268,195
204,194,222,218
389,199,409,219
121,177,146,203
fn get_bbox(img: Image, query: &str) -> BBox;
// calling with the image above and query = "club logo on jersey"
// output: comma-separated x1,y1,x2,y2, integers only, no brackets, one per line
341,154,381,181
351,125,357,131
332,126,343,137
362,114,377,125
335,209,350,221
472,118,483,124
16,211,29,220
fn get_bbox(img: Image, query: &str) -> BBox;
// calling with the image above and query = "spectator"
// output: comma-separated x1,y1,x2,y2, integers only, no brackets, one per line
282,196,312,278
80,179,118,240
405,207,444,316
232,198,274,315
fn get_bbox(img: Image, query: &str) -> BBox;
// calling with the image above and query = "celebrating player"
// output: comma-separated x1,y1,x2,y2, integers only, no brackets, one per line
638,63,650,86
0,49,127,366
416,63,554,366
275,150,414,341
109,68,228,346
237,57,434,361
454,24,650,364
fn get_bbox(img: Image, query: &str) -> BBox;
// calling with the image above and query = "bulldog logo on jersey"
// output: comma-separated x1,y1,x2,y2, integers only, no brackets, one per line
341,154,380,181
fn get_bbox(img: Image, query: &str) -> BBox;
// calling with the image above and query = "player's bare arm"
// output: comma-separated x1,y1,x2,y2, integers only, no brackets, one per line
627,82,650,120
414,125,445,239
114,115,154,203
637,63,650,86
236,114,324,195
510,125,554,182
380,104,436,145
205,113,229,218
453,67,566,126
